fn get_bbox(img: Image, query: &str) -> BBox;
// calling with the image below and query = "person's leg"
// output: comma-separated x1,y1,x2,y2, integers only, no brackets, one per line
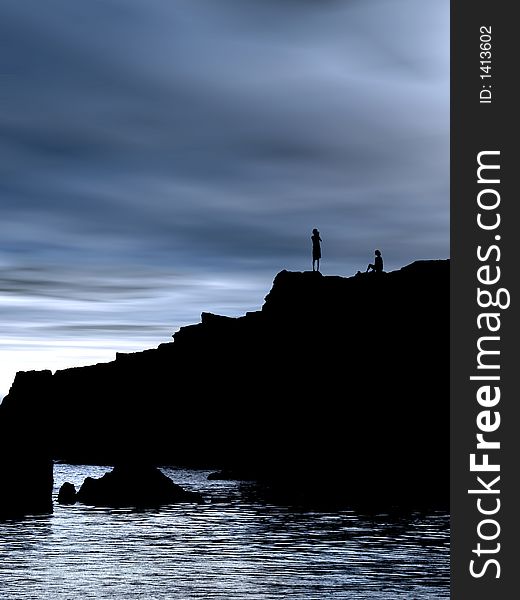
317,259,320,272
312,259,316,271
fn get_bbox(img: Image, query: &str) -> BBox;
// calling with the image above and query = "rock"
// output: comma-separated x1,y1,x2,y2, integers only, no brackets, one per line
0,260,449,507
76,464,203,507
0,371,54,519
58,482,77,504
0,455,53,519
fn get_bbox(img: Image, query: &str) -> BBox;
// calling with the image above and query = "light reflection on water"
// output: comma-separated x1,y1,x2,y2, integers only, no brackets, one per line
0,465,449,599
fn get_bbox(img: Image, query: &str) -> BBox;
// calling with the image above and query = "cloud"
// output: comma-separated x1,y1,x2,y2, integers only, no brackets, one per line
0,0,448,397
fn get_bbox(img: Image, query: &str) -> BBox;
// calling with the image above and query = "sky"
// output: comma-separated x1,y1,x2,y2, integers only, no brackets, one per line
0,0,449,399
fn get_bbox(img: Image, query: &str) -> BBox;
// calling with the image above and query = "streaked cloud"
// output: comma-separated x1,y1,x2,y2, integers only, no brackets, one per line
0,0,448,397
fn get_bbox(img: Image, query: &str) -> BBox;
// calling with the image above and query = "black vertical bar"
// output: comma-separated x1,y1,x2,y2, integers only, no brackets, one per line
451,1,519,597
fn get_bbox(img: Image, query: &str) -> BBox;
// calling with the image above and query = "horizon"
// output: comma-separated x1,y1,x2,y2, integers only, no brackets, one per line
0,0,449,399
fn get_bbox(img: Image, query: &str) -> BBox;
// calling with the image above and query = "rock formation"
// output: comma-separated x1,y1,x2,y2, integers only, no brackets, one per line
0,370,54,518
75,464,203,507
0,261,449,507
57,482,77,504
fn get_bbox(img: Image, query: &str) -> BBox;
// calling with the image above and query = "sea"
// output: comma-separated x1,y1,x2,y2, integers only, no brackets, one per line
0,465,449,599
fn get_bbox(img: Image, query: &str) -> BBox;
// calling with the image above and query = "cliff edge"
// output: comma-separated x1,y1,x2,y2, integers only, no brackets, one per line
0,260,449,507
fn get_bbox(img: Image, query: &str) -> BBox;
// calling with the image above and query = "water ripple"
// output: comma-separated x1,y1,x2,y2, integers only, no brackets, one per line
0,465,449,599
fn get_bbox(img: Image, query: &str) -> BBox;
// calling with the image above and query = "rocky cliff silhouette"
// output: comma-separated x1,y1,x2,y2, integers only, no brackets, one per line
0,260,449,508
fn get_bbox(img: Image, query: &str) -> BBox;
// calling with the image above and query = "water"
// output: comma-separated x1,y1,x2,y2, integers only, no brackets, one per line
0,465,449,599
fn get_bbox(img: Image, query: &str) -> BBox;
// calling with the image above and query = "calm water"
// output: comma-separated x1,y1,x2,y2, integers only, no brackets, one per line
0,465,449,599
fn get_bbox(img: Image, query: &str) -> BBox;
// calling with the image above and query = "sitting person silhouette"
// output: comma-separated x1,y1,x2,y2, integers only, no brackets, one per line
366,249,383,273
311,228,322,272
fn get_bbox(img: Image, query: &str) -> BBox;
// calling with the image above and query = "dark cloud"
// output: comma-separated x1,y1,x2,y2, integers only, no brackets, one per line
0,0,448,397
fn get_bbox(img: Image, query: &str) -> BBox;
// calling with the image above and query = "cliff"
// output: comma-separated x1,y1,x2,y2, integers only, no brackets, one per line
0,260,449,507
0,370,54,518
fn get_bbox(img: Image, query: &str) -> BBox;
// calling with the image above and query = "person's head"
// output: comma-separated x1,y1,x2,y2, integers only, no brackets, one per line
313,228,319,234
375,249,381,256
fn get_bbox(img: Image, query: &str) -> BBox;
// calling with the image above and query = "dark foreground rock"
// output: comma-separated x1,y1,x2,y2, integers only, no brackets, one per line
0,370,53,519
0,455,53,519
75,464,203,507
0,260,449,508
58,482,77,504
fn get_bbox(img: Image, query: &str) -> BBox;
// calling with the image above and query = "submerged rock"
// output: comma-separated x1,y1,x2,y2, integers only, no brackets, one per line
76,464,203,507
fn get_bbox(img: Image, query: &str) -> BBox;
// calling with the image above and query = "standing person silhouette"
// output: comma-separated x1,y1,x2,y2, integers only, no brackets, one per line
366,249,383,273
311,228,322,272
